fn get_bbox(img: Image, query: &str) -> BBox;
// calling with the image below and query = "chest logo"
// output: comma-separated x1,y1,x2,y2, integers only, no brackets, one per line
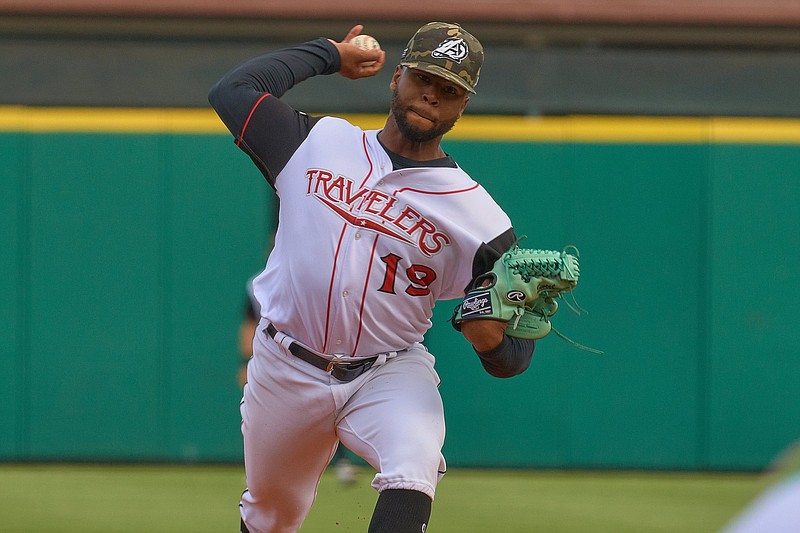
306,168,451,256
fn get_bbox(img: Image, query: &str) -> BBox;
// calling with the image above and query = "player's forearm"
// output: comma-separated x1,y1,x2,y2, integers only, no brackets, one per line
208,38,340,131
460,318,506,351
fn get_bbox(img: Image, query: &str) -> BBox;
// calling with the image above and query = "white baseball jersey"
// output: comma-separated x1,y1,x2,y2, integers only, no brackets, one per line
254,117,512,356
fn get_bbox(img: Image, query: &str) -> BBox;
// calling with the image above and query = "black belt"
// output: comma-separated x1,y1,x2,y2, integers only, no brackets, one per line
266,323,379,382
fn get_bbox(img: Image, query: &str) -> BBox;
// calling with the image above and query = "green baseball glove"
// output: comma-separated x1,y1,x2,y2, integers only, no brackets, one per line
452,246,579,340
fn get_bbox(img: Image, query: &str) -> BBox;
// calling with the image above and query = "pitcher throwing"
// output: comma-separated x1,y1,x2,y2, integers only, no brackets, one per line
209,21,538,533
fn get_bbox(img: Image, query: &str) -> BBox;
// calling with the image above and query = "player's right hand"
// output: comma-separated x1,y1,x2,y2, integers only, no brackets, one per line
329,25,386,80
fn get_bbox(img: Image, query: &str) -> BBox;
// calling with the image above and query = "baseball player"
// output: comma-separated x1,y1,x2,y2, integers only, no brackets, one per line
209,22,536,533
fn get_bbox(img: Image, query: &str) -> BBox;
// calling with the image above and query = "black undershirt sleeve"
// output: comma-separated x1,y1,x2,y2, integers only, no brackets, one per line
208,37,339,128
474,336,534,378
468,227,517,292
208,38,340,185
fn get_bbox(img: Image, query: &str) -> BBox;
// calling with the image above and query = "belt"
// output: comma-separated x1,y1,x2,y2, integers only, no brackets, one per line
266,323,379,382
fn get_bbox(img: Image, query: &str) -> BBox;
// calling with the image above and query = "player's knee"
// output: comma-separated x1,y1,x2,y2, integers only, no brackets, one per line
391,436,441,474
409,430,445,464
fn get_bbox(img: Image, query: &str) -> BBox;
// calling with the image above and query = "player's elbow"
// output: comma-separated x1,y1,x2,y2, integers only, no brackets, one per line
207,80,224,109
208,76,239,111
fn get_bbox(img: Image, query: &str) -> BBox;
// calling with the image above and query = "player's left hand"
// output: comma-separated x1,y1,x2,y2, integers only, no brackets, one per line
329,25,386,79
452,245,580,340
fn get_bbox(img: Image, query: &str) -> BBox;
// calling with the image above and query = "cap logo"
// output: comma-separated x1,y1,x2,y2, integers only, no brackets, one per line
431,38,468,63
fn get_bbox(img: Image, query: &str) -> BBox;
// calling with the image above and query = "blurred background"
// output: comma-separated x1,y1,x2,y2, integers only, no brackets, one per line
2,0,799,481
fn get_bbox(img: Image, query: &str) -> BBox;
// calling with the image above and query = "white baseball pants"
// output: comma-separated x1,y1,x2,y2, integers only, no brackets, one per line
239,318,446,533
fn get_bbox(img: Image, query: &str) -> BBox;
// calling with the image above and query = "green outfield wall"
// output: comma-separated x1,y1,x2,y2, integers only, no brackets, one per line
2,107,798,470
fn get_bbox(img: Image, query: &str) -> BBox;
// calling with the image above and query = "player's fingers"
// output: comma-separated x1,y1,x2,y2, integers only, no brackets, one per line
341,24,364,44
358,50,386,77
362,49,385,68
373,50,386,69
338,47,384,79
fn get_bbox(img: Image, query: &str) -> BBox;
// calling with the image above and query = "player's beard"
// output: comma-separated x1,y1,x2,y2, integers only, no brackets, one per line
391,87,459,143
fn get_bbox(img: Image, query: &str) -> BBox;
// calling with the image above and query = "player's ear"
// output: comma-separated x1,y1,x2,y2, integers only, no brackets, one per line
458,96,470,117
389,65,403,91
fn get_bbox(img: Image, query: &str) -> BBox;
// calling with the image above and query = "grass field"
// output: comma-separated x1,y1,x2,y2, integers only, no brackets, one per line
0,463,764,532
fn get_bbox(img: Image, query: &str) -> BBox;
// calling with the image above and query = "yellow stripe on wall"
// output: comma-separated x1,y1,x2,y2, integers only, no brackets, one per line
1,105,799,144
0,106,227,134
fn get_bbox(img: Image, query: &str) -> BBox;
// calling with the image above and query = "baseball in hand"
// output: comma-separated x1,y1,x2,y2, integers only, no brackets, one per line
351,34,381,66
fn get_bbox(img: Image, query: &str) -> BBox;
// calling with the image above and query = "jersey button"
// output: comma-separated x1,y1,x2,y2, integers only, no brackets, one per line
342,290,349,297
355,233,361,240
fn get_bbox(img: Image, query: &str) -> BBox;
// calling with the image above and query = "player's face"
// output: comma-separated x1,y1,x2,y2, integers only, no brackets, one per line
390,67,469,143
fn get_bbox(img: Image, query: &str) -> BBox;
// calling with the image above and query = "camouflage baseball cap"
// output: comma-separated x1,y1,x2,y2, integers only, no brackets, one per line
400,22,483,93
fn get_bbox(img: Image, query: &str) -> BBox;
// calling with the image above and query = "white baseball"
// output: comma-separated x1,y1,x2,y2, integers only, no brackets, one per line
351,34,381,66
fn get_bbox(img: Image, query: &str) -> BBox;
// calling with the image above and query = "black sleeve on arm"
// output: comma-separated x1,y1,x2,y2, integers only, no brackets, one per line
466,227,517,292
207,38,341,184
208,38,340,133
475,336,535,378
